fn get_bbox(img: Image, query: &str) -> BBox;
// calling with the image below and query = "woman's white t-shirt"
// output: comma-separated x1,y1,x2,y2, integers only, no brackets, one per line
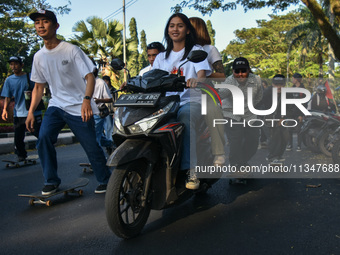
153,45,211,105
203,44,222,71
31,41,98,116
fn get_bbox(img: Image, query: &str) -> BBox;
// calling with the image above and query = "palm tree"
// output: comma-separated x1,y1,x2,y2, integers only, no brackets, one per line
71,16,124,83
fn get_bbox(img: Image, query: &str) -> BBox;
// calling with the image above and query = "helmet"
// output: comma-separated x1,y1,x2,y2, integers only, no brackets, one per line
316,85,326,95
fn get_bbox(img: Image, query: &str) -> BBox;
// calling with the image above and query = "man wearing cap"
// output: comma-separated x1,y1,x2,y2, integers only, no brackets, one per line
26,10,111,195
1,56,42,161
218,57,263,173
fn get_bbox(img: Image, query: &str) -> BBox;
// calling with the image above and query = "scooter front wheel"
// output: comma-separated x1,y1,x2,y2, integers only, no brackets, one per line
105,159,151,239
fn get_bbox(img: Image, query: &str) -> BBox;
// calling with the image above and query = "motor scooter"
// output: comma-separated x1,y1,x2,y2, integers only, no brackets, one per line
105,50,219,239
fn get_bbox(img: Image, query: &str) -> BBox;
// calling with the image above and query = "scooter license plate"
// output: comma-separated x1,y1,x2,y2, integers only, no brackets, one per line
114,93,161,107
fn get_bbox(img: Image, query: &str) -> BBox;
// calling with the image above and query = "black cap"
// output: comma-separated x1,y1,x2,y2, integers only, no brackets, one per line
272,74,285,85
8,56,23,64
232,57,250,70
29,10,58,24
147,42,165,52
292,73,302,79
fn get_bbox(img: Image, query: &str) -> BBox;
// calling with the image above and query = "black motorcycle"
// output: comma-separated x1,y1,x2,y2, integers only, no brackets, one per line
299,111,329,152
316,114,340,157
105,50,219,239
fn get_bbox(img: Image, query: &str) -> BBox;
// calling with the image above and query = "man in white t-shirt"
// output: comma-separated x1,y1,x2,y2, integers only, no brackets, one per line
139,42,165,76
92,67,114,154
26,10,111,195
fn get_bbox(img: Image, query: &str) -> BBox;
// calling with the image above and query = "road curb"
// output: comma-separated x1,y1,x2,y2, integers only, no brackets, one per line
0,132,77,155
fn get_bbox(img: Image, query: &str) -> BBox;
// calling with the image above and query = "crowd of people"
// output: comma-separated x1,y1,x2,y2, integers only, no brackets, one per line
1,9,336,195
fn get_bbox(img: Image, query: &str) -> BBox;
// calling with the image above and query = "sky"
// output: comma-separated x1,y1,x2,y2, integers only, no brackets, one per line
47,0,297,52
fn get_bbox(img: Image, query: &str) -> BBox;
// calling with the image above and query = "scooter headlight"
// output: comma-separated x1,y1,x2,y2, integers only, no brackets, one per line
115,116,125,134
128,102,175,134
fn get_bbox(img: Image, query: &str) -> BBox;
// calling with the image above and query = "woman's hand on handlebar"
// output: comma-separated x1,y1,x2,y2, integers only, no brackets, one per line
186,78,198,88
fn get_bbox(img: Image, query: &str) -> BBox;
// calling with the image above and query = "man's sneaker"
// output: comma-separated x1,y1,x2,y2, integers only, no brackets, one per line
185,169,200,190
18,156,26,162
213,155,226,166
270,159,282,165
277,156,285,162
296,146,302,152
286,145,292,151
42,184,59,195
260,142,267,149
95,184,107,194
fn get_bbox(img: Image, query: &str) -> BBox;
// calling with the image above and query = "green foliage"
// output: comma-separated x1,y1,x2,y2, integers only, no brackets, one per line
206,20,215,46
71,16,124,62
223,13,299,77
127,18,139,77
0,0,71,89
138,30,148,71
172,0,299,15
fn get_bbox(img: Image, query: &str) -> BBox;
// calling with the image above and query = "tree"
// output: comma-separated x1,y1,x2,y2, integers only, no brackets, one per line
222,12,322,80
0,0,70,87
286,7,328,78
138,30,148,71
172,0,340,60
206,20,215,46
127,17,139,77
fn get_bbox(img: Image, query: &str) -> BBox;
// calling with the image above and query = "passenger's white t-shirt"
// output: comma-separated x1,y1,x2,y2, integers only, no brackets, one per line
153,45,211,105
203,44,222,71
31,41,98,116
139,65,152,76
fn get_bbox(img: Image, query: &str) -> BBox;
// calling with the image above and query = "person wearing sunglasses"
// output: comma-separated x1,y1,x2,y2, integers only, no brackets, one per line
218,57,263,177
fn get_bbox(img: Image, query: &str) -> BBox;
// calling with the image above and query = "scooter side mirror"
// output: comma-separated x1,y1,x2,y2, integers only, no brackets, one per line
187,50,208,63
176,50,208,76
111,59,125,71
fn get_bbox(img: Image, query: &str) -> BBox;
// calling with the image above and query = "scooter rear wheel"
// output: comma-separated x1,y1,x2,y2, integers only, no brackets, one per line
105,159,151,239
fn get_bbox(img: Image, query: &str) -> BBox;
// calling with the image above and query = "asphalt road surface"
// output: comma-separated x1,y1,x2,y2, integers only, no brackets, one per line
1,142,340,255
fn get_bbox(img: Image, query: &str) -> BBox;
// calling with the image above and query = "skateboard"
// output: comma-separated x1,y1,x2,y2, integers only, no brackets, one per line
3,155,39,168
79,163,93,173
18,178,89,206
229,178,247,185
269,160,284,167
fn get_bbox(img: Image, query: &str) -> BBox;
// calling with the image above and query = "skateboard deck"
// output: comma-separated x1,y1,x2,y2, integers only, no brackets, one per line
229,178,247,185
18,178,89,206
3,155,39,168
79,163,93,173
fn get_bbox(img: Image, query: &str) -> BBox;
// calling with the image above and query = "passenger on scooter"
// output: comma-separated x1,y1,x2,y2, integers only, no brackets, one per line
152,13,212,190
189,17,226,167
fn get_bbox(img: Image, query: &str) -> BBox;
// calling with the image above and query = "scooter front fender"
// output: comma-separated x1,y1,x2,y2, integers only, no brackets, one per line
106,139,159,167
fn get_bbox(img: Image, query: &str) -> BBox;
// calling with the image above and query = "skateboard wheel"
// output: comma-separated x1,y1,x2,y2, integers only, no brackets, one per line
29,199,35,206
15,164,20,168
64,191,68,195
33,160,36,164
46,200,51,206
6,164,9,168
83,168,86,173
78,189,83,196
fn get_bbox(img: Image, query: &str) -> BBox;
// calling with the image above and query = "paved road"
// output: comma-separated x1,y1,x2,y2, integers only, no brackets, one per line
1,142,339,255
